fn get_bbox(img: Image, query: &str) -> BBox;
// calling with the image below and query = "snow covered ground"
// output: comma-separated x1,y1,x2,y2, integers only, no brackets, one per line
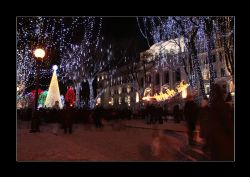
17,120,209,161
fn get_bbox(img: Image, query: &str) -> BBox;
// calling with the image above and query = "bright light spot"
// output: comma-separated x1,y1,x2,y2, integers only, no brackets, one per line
182,88,187,99
53,65,58,71
17,87,19,92
97,97,101,104
136,92,139,103
34,48,45,58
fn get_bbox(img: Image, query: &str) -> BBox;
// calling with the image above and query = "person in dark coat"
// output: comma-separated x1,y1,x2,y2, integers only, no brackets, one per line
208,84,234,161
94,105,103,128
63,102,73,134
198,98,210,149
184,93,199,145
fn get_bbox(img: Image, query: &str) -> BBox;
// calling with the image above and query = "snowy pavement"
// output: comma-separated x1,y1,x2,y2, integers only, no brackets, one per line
17,120,210,161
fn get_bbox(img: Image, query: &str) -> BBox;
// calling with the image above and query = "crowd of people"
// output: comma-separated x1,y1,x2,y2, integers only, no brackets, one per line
17,83,234,161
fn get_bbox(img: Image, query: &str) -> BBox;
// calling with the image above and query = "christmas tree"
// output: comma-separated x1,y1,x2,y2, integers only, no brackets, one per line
44,65,62,109
38,90,48,107
65,86,76,106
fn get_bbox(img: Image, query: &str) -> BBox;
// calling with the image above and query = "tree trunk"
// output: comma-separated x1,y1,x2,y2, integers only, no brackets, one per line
191,42,207,99
207,35,215,102
87,78,95,109
74,82,81,108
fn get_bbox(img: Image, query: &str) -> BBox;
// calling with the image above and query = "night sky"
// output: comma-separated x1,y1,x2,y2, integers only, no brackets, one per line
101,17,148,52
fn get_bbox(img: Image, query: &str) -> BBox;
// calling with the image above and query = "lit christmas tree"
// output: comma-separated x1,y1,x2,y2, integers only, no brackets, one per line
38,90,48,107
65,86,76,106
45,65,62,109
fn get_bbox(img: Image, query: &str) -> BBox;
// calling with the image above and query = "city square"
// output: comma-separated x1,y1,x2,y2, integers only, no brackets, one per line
17,16,234,161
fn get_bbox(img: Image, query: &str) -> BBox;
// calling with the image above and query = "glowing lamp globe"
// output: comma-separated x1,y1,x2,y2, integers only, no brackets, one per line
53,65,58,71
34,48,45,59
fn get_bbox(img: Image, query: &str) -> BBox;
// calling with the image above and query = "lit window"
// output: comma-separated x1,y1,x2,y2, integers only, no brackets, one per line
125,97,128,103
127,86,131,93
109,97,114,106
118,87,122,94
119,97,122,104
128,96,131,106
136,92,139,103
205,85,210,94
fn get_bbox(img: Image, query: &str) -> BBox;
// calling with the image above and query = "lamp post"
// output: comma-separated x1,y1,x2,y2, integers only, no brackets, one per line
30,48,45,133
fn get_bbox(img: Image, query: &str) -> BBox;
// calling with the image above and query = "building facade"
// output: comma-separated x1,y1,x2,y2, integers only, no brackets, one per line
97,35,234,110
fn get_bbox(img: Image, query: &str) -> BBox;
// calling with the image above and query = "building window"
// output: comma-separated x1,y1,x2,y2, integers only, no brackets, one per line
164,71,169,84
125,96,128,103
136,92,139,103
118,87,122,94
205,85,210,94
155,73,160,85
221,68,226,77
110,97,114,106
118,97,122,104
176,68,181,82
127,86,131,93
127,96,131,106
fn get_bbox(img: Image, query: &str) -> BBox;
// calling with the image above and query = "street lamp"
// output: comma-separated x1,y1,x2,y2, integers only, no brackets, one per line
30,48,45,133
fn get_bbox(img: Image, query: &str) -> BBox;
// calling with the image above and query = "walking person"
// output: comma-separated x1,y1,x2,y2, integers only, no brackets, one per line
184,93,199,146
198,98,210,150
52,101,60,135
208,84,234,160
63,102,73,134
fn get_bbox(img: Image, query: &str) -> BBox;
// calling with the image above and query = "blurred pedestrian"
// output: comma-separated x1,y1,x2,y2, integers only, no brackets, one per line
184,93,199,146
52,101,60,135
209,84,234,160
198,98,210,149
63,102,73,134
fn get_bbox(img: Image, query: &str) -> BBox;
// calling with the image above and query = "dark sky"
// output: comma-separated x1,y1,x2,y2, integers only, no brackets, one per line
101,17,148,53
